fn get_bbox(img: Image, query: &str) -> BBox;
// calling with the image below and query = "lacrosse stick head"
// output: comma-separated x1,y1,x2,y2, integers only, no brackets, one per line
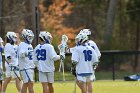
58,35,68,55
61,35,68,44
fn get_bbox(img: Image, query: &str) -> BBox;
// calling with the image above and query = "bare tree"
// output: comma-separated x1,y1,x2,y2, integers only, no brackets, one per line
105,0,118,49
0,0,5,39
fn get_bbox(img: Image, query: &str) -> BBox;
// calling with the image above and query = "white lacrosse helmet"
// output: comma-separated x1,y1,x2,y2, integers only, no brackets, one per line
39,31,52,43
6,32,17,43
75,33,88,45
22,29,34,44
80,29,91,36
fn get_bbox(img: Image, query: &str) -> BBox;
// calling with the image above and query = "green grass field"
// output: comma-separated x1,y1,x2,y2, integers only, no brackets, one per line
5,80,140,93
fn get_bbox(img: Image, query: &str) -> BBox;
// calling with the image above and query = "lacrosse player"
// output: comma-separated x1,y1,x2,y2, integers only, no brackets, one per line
18,29,35,93
80,29,101,60
0,37,4,93
71,33,98,93
34,31,62,93
2,32,21,93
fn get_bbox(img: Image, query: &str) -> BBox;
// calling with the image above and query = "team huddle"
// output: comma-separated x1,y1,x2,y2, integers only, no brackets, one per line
0,28,101,93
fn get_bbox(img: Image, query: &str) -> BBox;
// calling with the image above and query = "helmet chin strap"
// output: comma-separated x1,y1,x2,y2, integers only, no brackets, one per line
76,42,81,46
23,35,30,44
9,36,14,45
25,39,30,44
45,39,50,44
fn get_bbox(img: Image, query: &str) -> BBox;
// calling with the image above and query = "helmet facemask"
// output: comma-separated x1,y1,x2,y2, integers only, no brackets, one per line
22,29,34,44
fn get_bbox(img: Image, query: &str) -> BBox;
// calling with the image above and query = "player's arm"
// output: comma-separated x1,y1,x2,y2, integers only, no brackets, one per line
71,49,79,76
18,45,28,58
92,49,99,69
50,45,60,61
4,45,12,63
0,37,4,48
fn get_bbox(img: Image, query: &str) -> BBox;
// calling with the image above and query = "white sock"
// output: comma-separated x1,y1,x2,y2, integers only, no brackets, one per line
1,92,5,93
18,91,21,93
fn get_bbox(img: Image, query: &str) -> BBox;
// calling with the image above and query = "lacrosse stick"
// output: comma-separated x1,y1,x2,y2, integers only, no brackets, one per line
73,77,77,93
58,35,68,81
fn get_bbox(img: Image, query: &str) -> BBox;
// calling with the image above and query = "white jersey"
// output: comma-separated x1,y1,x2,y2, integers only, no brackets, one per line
71,45,98,75
86,40,101,58
0,46,2,68
18,42,35,70
34,43,60,72
4,43,18,66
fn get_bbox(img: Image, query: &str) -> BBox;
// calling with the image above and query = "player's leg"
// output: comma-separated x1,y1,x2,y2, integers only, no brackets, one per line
2,77,12,92
15,78,21,93
41,82,48,93
21,83,28,93
20,69,34,93
27,82,34,93
26,69,34,93
77,75,87,93
76,79,82,90
47,72,54,93
48,83,54,93
0,80,2,93
87,75,94,93
13,71,21,93
20,70,28,93
79,81,86,93
87,81,92,93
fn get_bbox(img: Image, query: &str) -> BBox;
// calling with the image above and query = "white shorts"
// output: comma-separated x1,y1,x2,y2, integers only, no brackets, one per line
39,71,54,83
5,66,20,78
20,69,34,83
77,74,95,82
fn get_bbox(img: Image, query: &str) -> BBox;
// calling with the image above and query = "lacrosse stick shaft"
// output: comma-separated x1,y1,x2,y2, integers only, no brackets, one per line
61,60,65,81
58,61,62,72
73,77,76,93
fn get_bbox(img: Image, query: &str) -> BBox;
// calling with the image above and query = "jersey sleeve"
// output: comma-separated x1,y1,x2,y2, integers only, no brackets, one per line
89,41,101,58
49,45,60,61
92,49,98,64
18,44,27,58
71,48,79,63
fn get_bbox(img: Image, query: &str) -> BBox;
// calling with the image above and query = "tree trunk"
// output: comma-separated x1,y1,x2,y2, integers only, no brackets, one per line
105,0,118,49
0,0,5,39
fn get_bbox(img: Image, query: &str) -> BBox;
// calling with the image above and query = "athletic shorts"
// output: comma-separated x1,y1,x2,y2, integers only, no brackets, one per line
77,74,95,82
5,66,20,78
20,69,34,83
39,71,54,83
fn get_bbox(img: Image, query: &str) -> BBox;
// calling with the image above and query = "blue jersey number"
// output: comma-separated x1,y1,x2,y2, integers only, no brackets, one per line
83,50,92,61
36,49,46,61
28,51,33,60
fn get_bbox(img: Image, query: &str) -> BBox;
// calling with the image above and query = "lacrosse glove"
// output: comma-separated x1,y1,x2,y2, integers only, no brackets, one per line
71,67,76,77
93,62,98,70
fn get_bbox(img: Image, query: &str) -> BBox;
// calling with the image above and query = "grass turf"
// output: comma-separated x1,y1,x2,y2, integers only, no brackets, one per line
5,80,140,93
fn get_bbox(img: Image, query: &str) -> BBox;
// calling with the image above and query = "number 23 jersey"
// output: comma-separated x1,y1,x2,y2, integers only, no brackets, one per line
18,42,35,70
